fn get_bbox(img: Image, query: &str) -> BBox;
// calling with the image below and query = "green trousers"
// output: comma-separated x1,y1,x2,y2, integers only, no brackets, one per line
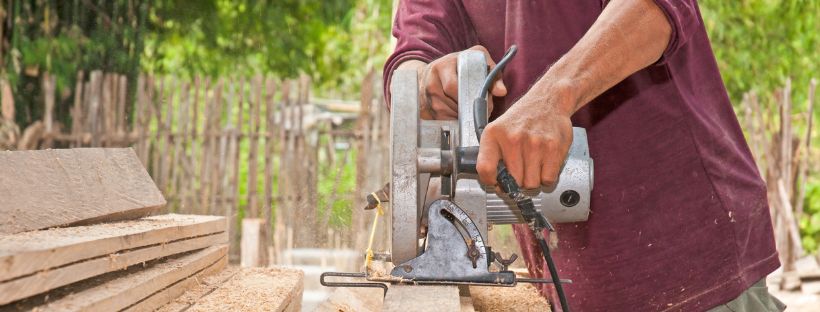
707,279,786,312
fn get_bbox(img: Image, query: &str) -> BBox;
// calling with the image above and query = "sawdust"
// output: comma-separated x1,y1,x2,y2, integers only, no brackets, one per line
365,260,393,279
469,283,551,312
179,266,304,312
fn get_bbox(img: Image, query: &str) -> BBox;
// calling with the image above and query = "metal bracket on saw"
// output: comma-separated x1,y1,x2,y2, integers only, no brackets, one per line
389,199,516,285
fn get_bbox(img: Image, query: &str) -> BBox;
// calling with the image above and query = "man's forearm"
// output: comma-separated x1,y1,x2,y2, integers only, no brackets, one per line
531,0,672,115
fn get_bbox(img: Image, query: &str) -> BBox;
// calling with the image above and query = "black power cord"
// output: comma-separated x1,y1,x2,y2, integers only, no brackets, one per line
473,45,571,312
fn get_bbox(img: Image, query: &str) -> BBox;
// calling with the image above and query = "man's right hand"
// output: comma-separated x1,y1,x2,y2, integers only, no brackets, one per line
397,45,508,120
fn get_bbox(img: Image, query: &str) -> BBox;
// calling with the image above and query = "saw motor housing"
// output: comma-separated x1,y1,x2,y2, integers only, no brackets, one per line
389,51,594,267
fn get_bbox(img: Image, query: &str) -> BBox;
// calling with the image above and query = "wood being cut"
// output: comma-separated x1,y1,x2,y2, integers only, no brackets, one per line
382,285,461,312
0,225,227,304
25,245,228,312
0,214,225,283
0,148,166,234
159,266,304,312
469,283,551,312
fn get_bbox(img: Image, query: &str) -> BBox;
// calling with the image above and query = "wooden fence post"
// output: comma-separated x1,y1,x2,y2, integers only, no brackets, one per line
241,218,266,267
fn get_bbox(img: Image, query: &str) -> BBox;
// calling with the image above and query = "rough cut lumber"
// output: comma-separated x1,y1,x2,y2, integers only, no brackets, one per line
36,245,228,312
0,230,227,305
0,214,226,282
157,266,240,312
0,148,166,234
161,266,304,312
124,252,228,312
382,285,460,312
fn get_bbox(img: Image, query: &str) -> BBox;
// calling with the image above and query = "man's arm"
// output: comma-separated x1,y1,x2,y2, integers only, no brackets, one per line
476,0,673,188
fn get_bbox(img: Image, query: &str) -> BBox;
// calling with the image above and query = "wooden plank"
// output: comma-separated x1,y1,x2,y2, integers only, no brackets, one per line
0,148,166,234
189,77,202,214
173,81,191,212
223,80,239,262
231,78,245,228
70,71,85,148
216,81,229,217
181,267,303,312
0,214,225,282
247,76,261,218
0,231,227,305
42,73,55,134
117,75,128,135
316,287,383,312
273,81,289,264
38,73,57,149
382,285,460,312
101,73,114,139
263,77,276,258
157,266,239,312
241,218,264,267
160,77,176,197
87,71,102,146
1,78,14,122
199,78,213,215
134,74,147,162
152,77,166,187
35,245,228,312
124,253,228,312
209,80,224,215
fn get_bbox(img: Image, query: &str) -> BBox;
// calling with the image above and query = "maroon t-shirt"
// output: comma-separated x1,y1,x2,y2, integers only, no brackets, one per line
384,1,779,311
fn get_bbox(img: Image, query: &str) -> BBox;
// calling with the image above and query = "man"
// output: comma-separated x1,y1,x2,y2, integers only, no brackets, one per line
383,0,784,311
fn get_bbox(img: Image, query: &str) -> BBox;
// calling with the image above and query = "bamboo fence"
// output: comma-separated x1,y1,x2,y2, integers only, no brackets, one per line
11,70,387,264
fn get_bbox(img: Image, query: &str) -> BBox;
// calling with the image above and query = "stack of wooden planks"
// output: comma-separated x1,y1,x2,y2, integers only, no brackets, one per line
0,214,229,311
0,148,233,311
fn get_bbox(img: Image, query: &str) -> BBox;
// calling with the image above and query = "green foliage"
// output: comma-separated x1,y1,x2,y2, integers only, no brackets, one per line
800,183,820,253
2,0,392,129
143,0,393,97
700,0,818,106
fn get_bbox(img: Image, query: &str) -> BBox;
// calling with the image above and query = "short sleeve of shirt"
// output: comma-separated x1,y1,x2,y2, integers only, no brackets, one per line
651,0,701,64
